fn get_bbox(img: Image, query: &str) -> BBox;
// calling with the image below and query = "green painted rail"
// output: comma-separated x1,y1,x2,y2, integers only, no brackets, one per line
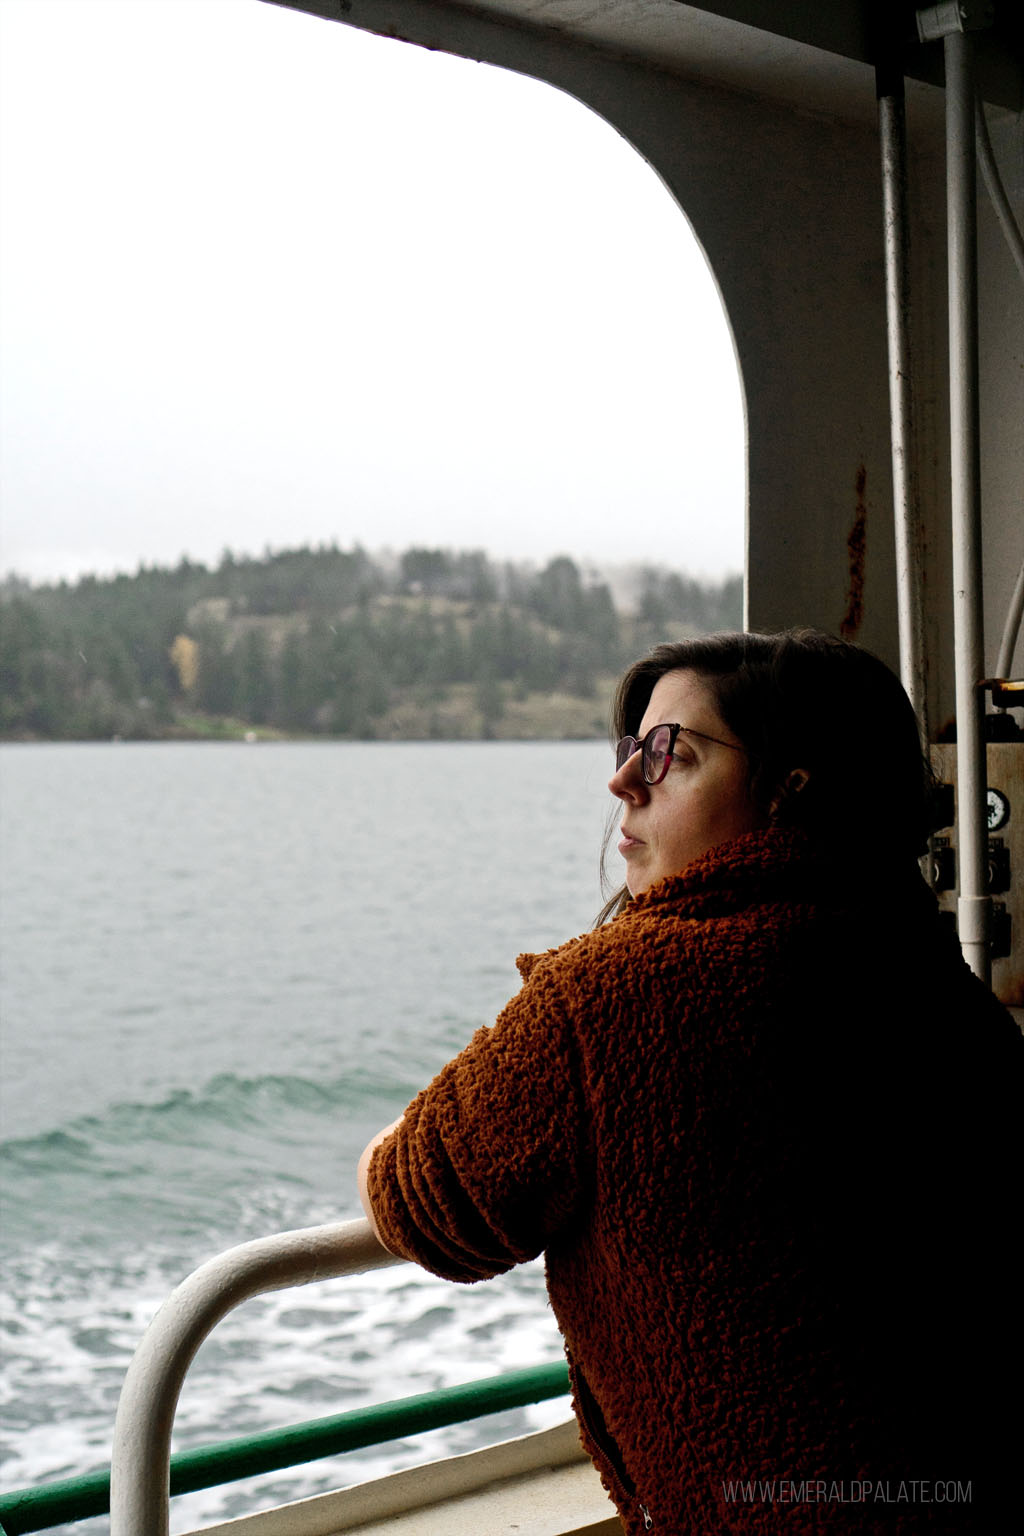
0,1360,570,1534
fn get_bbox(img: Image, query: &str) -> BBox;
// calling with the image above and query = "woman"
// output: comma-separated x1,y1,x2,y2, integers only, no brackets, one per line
359,630,1021,1533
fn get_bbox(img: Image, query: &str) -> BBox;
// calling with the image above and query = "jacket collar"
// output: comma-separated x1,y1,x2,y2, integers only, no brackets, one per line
626,826,930,921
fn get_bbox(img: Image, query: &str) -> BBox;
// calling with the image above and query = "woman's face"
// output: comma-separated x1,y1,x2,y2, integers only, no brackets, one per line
609,668,760,897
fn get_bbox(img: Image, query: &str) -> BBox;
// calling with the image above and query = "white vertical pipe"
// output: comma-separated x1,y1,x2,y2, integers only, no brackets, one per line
878,79,929,738
944,29,991,983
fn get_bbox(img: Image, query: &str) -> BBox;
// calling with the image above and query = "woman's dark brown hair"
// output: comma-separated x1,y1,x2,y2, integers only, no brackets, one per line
599,629,935,920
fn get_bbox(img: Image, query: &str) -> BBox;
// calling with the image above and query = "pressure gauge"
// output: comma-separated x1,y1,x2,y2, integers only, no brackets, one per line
986,787,1009,832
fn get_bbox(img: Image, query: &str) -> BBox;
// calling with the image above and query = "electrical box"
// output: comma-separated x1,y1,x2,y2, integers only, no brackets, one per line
930,742,1023,1011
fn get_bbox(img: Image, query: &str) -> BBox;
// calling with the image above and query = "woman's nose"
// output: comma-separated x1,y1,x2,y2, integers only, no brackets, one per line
608,751,648,802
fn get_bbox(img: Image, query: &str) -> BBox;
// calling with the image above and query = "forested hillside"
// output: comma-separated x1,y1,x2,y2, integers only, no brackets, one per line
0,546,741,740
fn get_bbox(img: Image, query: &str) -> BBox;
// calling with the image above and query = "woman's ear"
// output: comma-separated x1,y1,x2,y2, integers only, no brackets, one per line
768,768,810,823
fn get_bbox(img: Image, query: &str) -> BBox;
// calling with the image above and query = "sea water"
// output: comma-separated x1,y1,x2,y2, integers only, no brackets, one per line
0,739,613,1531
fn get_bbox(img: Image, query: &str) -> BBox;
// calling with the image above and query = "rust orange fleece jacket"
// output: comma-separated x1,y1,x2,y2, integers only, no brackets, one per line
367,827,1022,1533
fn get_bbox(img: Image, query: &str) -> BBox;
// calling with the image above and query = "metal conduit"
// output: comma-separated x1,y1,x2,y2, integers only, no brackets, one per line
995,558,1024,684
975,97,1024,286
944,28,991,983
109,1219,400,1536
877,67,929,739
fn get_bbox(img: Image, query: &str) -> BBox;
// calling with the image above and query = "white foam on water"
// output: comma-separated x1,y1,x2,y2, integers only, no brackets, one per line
3,1246,570,1533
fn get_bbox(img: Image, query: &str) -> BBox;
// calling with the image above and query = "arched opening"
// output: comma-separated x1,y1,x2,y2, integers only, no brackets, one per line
0,0,745,589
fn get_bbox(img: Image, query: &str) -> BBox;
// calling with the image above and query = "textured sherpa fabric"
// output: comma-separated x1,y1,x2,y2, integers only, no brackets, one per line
367,827,1022,1533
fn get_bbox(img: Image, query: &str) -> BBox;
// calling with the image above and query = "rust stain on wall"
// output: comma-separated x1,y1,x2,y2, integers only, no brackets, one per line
840,464,868,638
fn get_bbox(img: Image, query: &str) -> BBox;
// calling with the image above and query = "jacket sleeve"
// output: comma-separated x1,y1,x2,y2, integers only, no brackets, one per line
365,960,589,1282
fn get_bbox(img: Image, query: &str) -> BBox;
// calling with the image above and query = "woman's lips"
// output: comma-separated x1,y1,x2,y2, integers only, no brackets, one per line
618,828,642,854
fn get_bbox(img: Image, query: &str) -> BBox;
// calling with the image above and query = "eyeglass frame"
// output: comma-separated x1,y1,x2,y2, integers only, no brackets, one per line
614,721,746,785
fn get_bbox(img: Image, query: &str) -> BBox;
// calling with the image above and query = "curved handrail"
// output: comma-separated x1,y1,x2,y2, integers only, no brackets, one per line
110,1217,402,1536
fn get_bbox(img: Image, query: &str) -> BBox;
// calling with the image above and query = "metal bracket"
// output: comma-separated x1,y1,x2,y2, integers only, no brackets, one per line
982,677,1024,712
916,2,994,43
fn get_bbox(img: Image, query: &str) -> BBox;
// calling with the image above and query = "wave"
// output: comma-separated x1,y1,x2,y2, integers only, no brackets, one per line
0,1069,402,1259
1,1067,398,1161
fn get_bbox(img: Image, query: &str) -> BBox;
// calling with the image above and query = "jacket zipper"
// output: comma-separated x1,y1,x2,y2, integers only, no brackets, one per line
568,1353,654,1530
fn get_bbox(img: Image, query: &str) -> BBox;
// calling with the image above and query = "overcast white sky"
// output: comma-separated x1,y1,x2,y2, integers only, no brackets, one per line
0,0,746,585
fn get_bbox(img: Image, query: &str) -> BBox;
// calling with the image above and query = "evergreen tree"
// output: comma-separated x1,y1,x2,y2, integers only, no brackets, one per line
0,542,740,740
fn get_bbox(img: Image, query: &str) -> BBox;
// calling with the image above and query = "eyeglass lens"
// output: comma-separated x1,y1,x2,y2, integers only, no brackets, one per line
642,724,674,783
615,724,675,784
614,736,637,773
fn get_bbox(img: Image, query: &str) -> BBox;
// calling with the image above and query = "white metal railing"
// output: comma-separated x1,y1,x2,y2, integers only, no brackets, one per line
110,1218,402,1536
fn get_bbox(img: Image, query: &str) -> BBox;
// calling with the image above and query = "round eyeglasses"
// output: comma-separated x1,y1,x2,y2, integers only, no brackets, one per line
614,721,745,785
